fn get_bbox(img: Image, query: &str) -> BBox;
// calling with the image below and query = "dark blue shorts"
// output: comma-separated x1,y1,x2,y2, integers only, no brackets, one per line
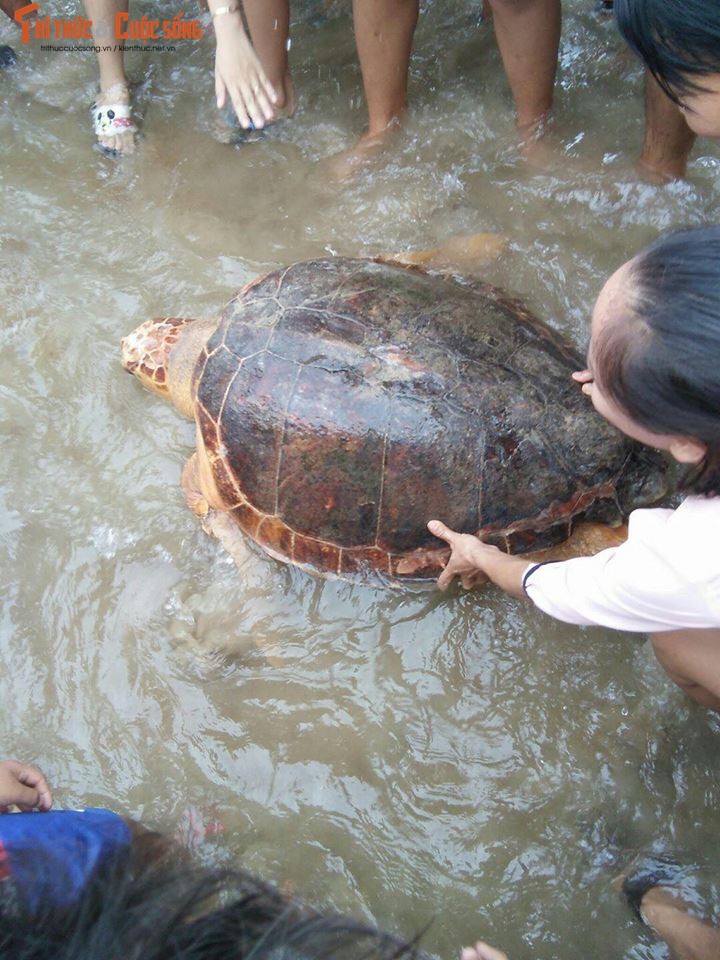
0,808,131,910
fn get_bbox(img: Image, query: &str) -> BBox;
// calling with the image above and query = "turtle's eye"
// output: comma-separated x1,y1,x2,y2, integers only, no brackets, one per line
107,109,115,119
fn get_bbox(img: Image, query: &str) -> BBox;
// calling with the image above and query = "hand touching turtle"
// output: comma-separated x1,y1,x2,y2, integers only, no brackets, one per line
121,257,667,581
426,521,493,590
428,521,529,597
428,365,623,594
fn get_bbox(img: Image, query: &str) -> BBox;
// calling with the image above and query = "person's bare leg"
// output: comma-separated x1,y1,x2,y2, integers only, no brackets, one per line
640,72,696,181
83,0,135,154
329,0,418,177
353,0,419,138
641,887,720,960
650,628,720,712
487,0,560,141
241,0,295,116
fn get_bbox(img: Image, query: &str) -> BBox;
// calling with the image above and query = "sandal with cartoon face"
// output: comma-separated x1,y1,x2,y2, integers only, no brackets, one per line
91,98,138,158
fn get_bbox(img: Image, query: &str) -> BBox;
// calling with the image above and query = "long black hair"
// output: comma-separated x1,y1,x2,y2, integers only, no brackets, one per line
0,839,423,960
615,0,720,101
592,226,720,495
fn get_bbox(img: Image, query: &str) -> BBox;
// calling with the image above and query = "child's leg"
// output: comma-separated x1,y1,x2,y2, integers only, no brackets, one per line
241,0,295,115
650,628,720,712
486,0,560,137
640,71,696,182
352,0,419,138
83,0,135,154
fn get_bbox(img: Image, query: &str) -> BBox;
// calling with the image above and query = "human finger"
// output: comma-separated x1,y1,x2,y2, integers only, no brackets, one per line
15,764,53,810
237,79,265,129
10,761,53,810
437,559,459,591
228,86,251,129
260,71,280,106
427,519,458,545
571,369,593,383
215,69,227,110
253,85,275,125
11,782,45,811
240,44,279,114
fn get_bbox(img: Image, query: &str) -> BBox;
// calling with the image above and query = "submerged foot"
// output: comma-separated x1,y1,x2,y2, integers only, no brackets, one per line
615,856,720,959
92,82,137,157
326,120,401,181
274,71,297,121
517,111,560,170
461,942,509,960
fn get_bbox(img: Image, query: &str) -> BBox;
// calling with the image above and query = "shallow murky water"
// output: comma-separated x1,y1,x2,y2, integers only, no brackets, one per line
2,1,720,957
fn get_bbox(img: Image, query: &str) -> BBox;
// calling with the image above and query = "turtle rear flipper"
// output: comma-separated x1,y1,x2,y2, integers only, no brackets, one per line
380,232,508,273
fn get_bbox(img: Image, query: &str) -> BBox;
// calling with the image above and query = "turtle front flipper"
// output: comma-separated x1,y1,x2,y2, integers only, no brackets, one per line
182,451,250,564
182,444,248,564
201,509,252,569
181,453,210,519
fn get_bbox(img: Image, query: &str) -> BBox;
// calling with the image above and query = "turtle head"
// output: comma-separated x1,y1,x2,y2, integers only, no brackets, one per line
122,316,215,418
121,316,194,397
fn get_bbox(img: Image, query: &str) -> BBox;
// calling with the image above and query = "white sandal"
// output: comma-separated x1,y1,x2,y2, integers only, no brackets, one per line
91,97,138,156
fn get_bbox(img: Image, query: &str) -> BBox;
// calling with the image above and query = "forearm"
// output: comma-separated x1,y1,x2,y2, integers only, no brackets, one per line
480,551,531,599
209,2,247,42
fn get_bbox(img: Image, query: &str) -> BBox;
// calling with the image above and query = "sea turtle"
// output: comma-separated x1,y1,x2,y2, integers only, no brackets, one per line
121,254,668,580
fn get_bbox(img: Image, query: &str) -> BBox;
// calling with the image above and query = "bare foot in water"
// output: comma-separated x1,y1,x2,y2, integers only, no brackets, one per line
273,70,297,121
517,111,560,169
93,82,137,156
326,120,401,181
461,942,509,960
614,857,720,960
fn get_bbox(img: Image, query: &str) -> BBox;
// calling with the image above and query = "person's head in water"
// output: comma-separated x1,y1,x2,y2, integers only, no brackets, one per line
0,836,422,960
614,0,720,136
580,225,720,495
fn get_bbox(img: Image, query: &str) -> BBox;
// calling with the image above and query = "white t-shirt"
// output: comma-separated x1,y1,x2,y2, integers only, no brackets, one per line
523,495,720,633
